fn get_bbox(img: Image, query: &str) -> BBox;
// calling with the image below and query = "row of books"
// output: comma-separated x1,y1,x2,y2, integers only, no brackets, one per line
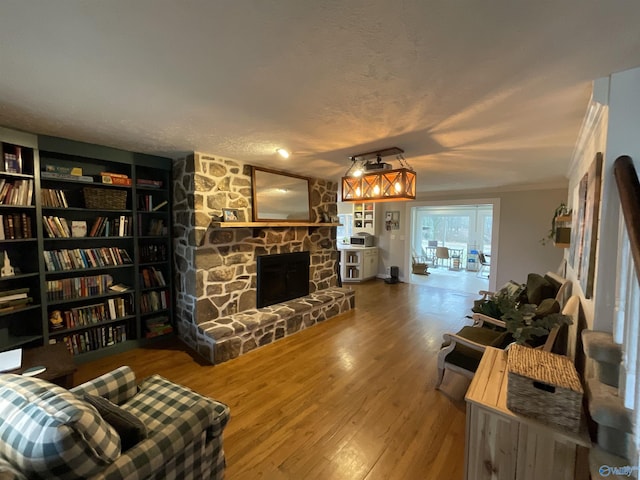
42,216,74,238
0,179,33,206
44,165,163,189
55,324,128,356
144,316,173,338
140,243,168,263
43,247,133,271
137,194,168,212
140,289,170,313
41,171,94,183
140,267,166,288
41,188,69,208
46,274,114,301
0,213,33,240
0,287,33,313
49,296,133,330
88,215,133,237
146,218,167,236
44,164,83,176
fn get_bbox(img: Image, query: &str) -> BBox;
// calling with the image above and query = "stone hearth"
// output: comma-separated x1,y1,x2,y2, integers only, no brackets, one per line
196,286,355,364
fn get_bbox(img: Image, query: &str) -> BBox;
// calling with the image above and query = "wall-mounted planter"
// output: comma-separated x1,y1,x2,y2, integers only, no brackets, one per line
553,215,572,248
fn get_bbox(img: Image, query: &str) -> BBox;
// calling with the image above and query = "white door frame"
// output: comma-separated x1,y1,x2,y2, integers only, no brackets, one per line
405,198,501,292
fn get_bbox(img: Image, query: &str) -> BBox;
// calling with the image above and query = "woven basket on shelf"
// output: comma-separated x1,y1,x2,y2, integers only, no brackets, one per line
507,344,584,432
83,187,127,210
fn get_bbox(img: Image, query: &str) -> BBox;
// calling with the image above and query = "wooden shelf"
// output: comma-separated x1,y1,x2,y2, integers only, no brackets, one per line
211,221,341,228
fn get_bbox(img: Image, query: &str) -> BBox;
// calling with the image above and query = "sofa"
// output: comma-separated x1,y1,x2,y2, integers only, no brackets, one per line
0,366,230,480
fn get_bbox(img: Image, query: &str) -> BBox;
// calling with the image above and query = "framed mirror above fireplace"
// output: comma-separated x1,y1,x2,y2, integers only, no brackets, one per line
251,167,312,222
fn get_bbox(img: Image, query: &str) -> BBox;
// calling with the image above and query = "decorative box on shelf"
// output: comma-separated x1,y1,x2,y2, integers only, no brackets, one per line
507,344,584,432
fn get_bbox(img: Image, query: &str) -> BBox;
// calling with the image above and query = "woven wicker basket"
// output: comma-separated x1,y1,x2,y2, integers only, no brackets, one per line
83,187,127,210
507,344,583,432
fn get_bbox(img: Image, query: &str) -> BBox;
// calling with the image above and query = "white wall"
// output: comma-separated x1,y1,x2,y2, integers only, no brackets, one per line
494,189,568,287
567,66,640,331
371,186,567,287
376,205,408,278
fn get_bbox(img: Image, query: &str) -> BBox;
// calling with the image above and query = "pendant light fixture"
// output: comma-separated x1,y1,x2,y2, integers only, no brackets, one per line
341,147,416,202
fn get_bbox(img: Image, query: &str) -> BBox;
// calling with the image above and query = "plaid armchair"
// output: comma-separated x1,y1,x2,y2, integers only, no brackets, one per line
0,366,230,480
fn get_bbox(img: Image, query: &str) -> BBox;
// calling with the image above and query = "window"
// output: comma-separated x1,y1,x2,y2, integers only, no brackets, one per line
412,204,493,261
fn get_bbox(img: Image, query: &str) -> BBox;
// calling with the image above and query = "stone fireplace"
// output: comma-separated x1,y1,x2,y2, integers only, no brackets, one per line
172,152,342,359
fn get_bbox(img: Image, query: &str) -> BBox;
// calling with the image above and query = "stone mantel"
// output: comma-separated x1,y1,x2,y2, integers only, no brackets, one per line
210,221,341,228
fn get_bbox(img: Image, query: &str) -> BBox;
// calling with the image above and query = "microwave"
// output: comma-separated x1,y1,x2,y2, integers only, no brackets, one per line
350,235,374,247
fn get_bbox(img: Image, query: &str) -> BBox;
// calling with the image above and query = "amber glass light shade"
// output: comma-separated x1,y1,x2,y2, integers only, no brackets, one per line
341,168,416,202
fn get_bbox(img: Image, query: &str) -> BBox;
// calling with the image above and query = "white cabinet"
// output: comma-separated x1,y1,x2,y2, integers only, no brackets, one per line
341,247,378,282
352,202,375,235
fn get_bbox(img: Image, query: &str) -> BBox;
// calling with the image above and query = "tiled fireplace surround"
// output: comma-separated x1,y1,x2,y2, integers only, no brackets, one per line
172,153,355,364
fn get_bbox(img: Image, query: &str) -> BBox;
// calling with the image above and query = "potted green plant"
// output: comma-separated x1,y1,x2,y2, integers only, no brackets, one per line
540,203,572,246
493,289,573,346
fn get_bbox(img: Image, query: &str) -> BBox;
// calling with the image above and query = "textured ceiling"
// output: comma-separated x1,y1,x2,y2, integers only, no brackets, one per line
1,1,640,194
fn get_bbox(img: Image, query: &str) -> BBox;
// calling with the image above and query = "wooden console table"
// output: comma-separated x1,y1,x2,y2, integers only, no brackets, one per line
464,347,590,480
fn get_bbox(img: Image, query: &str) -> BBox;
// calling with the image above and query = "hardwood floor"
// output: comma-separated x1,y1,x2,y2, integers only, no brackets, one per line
76,280,477,479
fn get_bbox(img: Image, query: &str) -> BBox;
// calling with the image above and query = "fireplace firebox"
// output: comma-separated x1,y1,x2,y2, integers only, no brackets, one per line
256,251,310,308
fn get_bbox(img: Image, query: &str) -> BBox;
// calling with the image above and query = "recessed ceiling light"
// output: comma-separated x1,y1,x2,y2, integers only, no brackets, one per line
276,148,290,159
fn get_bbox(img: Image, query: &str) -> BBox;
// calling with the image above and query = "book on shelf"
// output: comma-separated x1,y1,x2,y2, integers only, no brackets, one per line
2,214,32,240
3,148,22,174
71,221,87,237
0,287,29,303
140,243,167,262
5,215,13,240
144,316,173,338
109,283,130,293
46,274,113,301
100,175,132,186
147,218,166,236
41,171,94,183
107,298,117,319
43,247,133,271
137,178,163,188
0,179,33,206
140,267,167,288
41,188,69,208
56,324,128,356
99,171,128,178
45,165,83,176
0,297,32,312
151,200,168,212
21,213,31,238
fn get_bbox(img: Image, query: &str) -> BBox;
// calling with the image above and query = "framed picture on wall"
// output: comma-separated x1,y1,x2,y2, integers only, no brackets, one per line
579,152,603,298
222,208,239,222
569,172,588,274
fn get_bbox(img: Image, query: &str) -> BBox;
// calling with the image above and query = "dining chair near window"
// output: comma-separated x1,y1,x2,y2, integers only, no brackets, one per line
435,246,450,268
477,252,490,277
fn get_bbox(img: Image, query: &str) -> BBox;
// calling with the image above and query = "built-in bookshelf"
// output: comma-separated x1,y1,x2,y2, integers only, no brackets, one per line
0,128,42,351
0,127,173,362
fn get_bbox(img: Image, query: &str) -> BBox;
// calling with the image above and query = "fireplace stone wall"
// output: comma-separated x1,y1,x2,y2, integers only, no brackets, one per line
172,152,339,353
